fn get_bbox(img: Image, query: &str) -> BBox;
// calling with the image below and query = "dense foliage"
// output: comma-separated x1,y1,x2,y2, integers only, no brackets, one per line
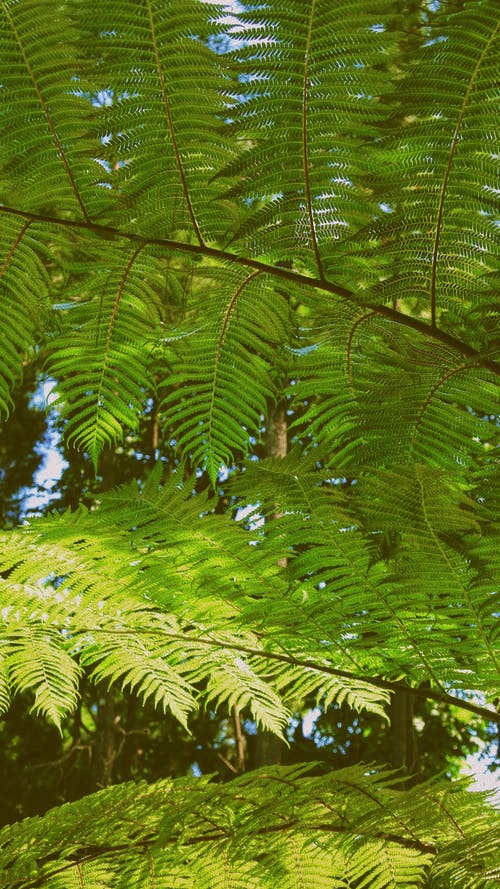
0,0,498,886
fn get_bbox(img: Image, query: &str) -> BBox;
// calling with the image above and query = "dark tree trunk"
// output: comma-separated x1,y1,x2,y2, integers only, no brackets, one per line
90,689,117,790
389,688,417,789
255,398,287,768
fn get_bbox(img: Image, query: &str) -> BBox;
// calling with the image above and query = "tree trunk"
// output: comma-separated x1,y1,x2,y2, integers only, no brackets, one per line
255,398,287,768
90,689,117,790
389,688,417,789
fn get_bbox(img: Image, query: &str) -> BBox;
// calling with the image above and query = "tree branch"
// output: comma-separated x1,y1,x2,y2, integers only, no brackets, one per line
93,626,500,726
1,204,498,376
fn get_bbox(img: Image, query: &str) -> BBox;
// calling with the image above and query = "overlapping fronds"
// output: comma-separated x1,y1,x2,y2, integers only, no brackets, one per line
46,240,164,466
74,0,237,240
368,0,499,330
1,466,497,736
0,763,498,889
0,219,49,414
217,0,400,271
0,0,99,220
0,0,498,470
0,470,396,732
230,453,500,698
291,306,499,473
0,0,499,885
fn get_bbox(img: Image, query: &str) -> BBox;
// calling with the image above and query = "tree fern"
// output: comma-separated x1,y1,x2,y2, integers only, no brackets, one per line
0,472,396,731
0,0,498,886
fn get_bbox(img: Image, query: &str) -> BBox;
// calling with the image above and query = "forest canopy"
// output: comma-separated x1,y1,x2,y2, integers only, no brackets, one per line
0,0,499,886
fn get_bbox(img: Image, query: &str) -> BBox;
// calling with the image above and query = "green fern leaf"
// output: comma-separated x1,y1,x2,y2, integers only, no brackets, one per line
47,244,162,466
6,623,80,731
0,220,49,415
160,270,290,482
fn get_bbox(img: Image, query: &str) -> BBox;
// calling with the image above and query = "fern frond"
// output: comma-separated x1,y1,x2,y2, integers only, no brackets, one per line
2,467,496,731
229,452,499,698
293,308,498,474
0,2,498,885
219,0,400,270
0,478,292,733
0,656,10,718
365,0,499,328
0,219,49,415
73,0,237,241
160,269,291,482
46,242,163,466
0,0,99,220
80,631,196,731
0,473,390,730
4,619,80,731
0,765,497,889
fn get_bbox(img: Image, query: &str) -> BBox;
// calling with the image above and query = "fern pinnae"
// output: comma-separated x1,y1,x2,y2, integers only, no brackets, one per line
0,219,31,280
301,0,323,280
345,308,379,387
413,466,500,680
1,1,89,221
0,2,498,883
1,202,497,378
0,657,10,717
409,362,485,463
421,787,465,841
49,241,162,466
153,627,497,724
428,16,499,327
0,219,33,413
144,0,203,247
0,221,52,422
206,270,262,483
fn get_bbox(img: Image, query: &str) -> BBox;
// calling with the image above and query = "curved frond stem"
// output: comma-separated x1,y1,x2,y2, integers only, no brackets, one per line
0,219,31,279
342,565,446,695
429,18,499,327
145,0,204,246
302,0,323,279
412,362,483,438
2,205,498,377
100,244,145,356
330,776,421,845
421,789,465,840
346,310,378,385
96,628,500,726
1,6,89,222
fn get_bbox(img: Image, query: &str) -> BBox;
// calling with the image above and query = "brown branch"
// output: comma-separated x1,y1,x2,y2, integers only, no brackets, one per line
1,204,498,376
92,626,500,726
232,707,246,773
17,817,437,887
